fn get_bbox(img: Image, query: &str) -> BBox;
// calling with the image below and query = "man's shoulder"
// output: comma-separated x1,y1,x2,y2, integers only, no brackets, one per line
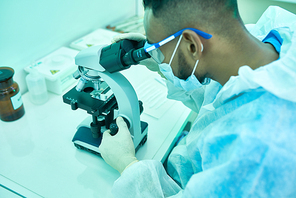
227,91,296,136
214,90,296,132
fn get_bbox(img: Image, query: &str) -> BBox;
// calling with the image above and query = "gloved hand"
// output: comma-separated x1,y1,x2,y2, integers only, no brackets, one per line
99,117,139,174
112,33,165,78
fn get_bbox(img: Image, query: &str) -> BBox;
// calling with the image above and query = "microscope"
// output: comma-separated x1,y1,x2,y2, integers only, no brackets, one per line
63,39,151,156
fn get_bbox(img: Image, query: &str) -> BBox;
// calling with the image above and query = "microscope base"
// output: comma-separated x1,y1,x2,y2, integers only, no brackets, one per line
72,122,148,156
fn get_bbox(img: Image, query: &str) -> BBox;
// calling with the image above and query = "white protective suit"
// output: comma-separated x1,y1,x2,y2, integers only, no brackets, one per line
112,6,296,197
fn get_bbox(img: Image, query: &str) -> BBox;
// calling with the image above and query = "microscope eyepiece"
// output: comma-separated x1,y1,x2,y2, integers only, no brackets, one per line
99,39,151,73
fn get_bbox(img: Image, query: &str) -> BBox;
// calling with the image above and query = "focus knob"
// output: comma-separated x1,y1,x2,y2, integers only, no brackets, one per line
109,117,130,136
70,100,78,110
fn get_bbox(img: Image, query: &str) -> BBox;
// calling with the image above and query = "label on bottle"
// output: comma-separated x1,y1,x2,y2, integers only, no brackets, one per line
10,91,23,110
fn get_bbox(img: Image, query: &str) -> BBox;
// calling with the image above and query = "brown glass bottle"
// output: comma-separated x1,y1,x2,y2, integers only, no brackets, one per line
0,67,25,121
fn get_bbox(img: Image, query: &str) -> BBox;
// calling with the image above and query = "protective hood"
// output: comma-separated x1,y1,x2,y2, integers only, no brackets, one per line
213,6,296,108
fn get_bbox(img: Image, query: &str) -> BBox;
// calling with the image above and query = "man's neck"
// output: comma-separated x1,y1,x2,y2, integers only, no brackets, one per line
205,30,279,86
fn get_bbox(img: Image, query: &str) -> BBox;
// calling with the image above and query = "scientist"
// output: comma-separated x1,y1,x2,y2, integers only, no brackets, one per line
99,0,296,197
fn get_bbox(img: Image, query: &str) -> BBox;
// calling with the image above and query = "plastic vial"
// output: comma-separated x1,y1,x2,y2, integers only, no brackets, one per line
0,67,25,121
26,69,48,105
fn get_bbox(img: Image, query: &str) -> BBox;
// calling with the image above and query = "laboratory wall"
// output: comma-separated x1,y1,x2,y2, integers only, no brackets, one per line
238,0,296,24
0,0,136,93
1,0,296,95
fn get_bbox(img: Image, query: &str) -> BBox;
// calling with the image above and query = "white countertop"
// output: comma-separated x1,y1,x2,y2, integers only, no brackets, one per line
0,66,192,198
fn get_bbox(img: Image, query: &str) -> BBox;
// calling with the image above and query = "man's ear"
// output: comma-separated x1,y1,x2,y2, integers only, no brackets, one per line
182,30,203,58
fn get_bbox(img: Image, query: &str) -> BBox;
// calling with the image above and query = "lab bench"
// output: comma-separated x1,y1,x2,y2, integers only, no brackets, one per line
0,66,192,198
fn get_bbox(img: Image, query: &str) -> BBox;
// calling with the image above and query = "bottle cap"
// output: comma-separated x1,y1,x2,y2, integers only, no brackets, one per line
0,67,14,83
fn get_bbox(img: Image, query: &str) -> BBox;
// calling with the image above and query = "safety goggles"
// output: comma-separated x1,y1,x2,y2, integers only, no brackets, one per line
144,28,212,64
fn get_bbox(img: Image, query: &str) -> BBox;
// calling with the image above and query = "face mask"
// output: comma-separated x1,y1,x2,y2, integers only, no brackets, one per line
159,35,210,92
165,79,205,113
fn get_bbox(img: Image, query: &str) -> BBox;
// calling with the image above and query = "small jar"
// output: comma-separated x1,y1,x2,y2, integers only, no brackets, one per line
0,67,25,121
26,69,48,105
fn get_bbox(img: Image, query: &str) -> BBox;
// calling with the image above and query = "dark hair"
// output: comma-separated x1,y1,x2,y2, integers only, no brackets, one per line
143,0,243,38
